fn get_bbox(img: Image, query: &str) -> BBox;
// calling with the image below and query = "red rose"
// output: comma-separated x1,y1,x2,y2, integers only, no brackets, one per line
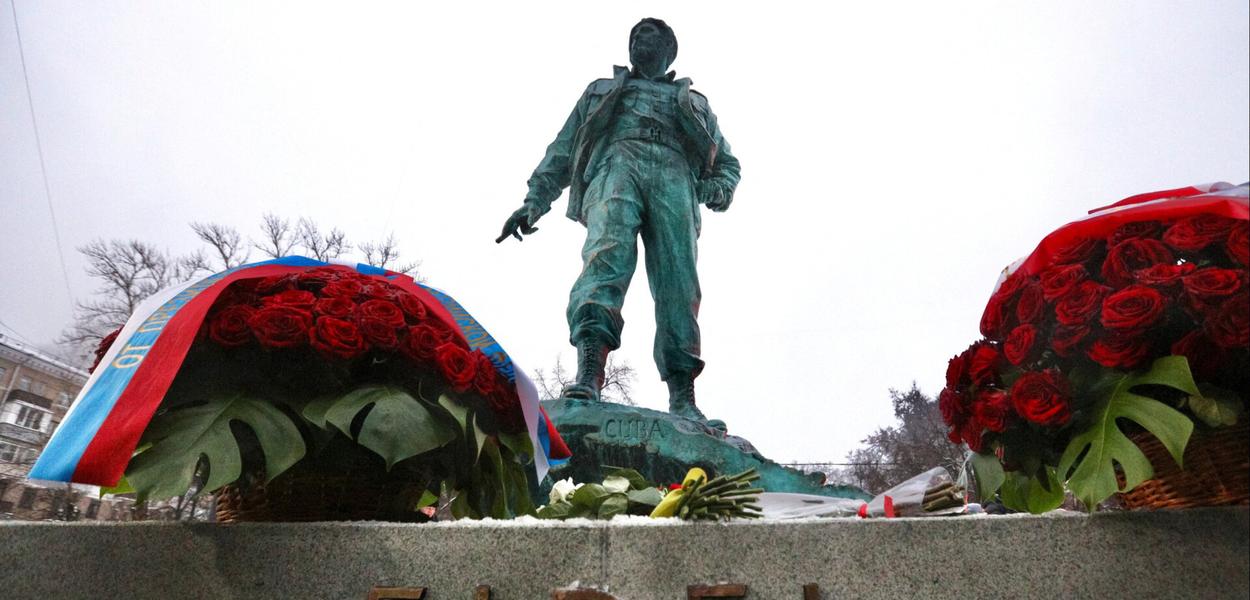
472,350,499,396
1052,237,1103,266
959,417,985,452
397,293,429,323
401,323,450,362
1101,285,1168,332
216,280,260,307
208,304,256,347
1204,294,1249,349
980,274,1027,338
298,267,343,290
262,289,317,310
248,305,313,348
255,274,298,294
1055,280,1111,325
972,388,1012,433
1226,222,1249,266
1102,239,1174,286
322,278,365,298
358,317,400,351
1015,280,1045,324
314,296,356,319
1010,371,1072,426
938,387,969,428
1163,214,1237,252
1182,268,1244,306
435,342,477,392
1050,324,1091,357
359,299,405,329
360,282,398,302
1171,331,1228,380
1134,262,1196,287
1041,264,1088,301
1108,221,1163,247
488,387,525,433
969,343,1002,386
1004,324,1038,366
90,328,122,373
945,352,968,389
310,316,366,360
1086,333,1150,369
980,294,1008,339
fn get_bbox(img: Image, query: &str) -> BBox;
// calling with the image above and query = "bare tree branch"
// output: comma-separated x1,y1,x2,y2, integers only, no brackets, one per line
253,213,295,259
360,233,423,278
295,218,351,262
190,222,248,269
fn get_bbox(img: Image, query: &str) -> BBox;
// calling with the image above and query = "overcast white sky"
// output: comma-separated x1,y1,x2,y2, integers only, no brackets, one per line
2,1,1247,463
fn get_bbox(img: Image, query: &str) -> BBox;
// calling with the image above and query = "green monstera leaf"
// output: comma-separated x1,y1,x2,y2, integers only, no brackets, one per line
303,385,456,470
1000,468,1065,514
126,395,306,501
1058,356,1197,509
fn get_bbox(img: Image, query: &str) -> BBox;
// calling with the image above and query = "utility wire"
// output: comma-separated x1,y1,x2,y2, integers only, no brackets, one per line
9,0,77,313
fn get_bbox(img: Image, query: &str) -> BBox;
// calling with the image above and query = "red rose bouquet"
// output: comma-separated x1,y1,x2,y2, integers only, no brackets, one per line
91,264,542,520
942,184,1248,512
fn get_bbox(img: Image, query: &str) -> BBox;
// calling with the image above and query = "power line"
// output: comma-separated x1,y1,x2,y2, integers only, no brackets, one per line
9,0,77,312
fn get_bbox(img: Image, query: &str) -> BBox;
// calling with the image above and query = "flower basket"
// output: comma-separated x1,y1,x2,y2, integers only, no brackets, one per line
215,435,440,523
32,258,571,522
1117,418,1249,510
941,183,1249,513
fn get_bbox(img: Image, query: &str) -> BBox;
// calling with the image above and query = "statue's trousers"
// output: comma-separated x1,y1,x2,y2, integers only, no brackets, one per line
566,139,705,380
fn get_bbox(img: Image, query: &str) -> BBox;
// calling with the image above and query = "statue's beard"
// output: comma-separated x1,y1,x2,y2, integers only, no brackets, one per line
630,44,664,69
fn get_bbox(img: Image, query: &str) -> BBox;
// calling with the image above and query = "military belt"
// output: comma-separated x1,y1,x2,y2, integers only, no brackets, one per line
607,127,686,155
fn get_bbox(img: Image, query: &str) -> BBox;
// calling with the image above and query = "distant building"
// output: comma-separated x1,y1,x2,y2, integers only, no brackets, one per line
0,332,132,520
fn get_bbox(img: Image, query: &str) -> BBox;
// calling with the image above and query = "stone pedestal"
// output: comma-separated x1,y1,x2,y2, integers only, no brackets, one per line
542,399,869,499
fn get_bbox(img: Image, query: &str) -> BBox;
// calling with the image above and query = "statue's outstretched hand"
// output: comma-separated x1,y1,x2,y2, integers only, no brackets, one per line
699,181,733,212
495,203,541,243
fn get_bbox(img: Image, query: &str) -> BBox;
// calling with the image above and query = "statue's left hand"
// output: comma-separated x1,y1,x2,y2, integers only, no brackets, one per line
699,181,732,212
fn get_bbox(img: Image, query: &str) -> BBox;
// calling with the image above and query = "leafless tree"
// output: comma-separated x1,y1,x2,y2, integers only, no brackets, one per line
59,219,424,362
59,240,186,348
190,222,248,269
360,233,423,278
833,384,966,495
295,218,350,262
253,213,296,259
534,354,637,405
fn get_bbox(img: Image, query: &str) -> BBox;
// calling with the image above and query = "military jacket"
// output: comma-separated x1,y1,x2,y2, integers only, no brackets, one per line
525,66,742,224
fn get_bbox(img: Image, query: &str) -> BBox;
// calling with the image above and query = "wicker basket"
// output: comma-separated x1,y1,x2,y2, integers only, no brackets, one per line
215,438,437,523
1117,419,1249,510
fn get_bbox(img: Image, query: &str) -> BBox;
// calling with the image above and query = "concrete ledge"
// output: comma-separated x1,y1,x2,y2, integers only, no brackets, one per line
1,508,1246,599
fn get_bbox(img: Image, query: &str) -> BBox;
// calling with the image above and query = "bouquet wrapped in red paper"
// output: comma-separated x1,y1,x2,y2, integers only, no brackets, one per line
941,183,1248,512
33,257,570,520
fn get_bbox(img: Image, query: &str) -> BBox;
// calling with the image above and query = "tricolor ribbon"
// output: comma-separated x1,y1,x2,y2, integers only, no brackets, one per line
30,257,570,487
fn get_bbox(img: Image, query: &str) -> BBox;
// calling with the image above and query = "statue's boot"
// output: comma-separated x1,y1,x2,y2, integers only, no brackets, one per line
667,375,727,432
562,339,608,402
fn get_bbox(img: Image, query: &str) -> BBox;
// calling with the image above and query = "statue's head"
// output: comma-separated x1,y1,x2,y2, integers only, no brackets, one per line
629,18,677,71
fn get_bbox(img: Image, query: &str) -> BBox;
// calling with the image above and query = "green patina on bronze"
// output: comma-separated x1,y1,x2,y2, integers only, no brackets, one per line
542,399,871,501
498,18,739,423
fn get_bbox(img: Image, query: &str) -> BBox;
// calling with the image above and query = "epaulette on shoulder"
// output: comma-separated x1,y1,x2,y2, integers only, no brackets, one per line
690,89,710,108
586,79,615,94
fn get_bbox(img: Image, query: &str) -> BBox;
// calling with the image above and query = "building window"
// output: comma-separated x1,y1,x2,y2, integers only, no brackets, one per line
0,442,18,462
15,405,46,431
86,500,100,519
17,376,31,392
32,381,45,396
0,366,6,381
58,391,72,407
18,488,37,509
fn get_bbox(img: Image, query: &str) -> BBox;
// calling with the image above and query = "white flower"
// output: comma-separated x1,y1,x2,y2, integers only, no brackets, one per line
549,478,579,504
